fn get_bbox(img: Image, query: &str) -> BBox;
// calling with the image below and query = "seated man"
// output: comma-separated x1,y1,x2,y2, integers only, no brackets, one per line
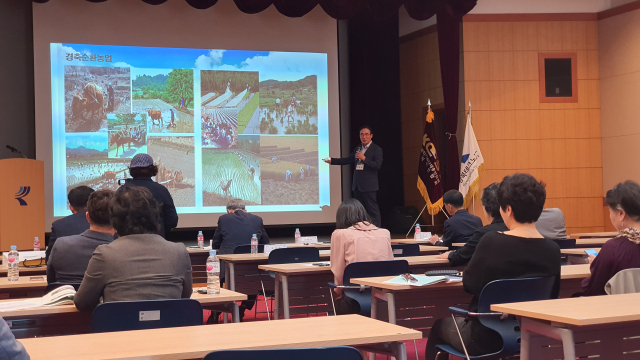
47,186,95,262
47,189,116,284
211,199,269,320
428,190,483,249
74,186,192,312
0,317,29,360
535,208,567,239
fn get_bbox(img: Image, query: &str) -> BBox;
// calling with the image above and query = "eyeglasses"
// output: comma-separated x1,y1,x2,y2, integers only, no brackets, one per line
22,258,45,268
360,133,372,137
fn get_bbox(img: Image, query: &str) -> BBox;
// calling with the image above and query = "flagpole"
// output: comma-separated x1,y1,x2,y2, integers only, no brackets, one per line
468,100,476,215
405,203,428,238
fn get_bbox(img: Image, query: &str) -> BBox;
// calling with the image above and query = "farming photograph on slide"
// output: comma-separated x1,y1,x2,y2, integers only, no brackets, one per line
50,43,330,217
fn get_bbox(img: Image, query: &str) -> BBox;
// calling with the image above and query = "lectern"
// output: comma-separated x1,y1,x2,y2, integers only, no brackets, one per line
0,159,45,251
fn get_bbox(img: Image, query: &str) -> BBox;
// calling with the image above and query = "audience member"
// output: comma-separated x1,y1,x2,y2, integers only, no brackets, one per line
121,153,178,238
428,190,483,249
436,183,509,267
582,181,640,296
330,199,394,315
535,208,568,239
47,189,116,284
74,187,192,312
47,186,94,262
425,174,561,359
0,317,29,360
210,199,269,321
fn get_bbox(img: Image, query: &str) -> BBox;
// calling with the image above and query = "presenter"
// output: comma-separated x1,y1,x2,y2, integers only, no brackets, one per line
325,126,383,227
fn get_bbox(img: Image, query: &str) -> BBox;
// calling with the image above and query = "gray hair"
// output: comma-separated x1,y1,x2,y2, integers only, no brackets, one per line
226,199,246,211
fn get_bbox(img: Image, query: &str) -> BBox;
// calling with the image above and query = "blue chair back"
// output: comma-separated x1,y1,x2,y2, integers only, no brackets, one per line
233,244,265,254
552,238,576,249
203,346,364,360
45,282,81,294
390,244,420,257
268,247,320,265
342,260,409,317
92,299,203,333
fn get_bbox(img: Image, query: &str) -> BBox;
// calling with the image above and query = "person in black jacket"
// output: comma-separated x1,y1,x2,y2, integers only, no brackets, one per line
428,190,483,249
120,154,178,238
436,183,508,267
325,125,383,226
425,173,561,360
47,185,94,262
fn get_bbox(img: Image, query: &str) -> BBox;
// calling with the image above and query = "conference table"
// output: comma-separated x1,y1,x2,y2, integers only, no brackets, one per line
258,255,457,320
570,231,618,239
349,264,590,337
561,248,601,264
0,276,47,299
493,292,640,359
19,314,422,360
0,266,47,277
0,288,247,338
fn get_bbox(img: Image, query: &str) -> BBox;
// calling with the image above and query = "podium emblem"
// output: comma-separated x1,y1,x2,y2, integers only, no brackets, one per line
15,186,30,206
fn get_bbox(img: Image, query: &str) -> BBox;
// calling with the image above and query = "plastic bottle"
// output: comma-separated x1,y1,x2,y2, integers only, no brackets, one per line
414,224,421,239
197,231,204,249
251,234,258,255
295,228,301,244
206,250,220,295
34,237,40,251
7,246,19,282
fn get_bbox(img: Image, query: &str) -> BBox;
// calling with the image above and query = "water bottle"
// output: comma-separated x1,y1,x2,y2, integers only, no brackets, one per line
7,246,19,282
206,250,220,295
295,228,301,244
414,224,421,239
34,237,40,251
251,234,258,255
197,231,204,249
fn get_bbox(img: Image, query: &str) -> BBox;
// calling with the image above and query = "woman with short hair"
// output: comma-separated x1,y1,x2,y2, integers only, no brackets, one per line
582,180,640,296
425,173,561,360
330,199,394,315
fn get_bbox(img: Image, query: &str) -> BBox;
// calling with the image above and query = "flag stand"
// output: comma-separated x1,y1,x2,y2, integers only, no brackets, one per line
405,203,428,238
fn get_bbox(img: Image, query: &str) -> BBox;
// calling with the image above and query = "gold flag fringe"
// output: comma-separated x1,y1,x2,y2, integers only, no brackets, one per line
462,162,485,210
417,178,443,215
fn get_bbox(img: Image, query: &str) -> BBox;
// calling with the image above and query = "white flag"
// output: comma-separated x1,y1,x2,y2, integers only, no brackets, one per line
459,108,484,209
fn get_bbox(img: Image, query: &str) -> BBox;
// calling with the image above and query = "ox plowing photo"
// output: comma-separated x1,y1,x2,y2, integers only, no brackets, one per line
147,136,195,207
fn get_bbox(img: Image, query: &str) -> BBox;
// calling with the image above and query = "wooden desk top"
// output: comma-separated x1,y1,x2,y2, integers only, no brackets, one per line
0,266,46,276
419,245,448,252
570,232,618,239
218,250,331,262
492,293,640,326
258,255,450,274
0,288,247,318
349,264,591,291
390,239,432,244
576,238,610,246
19,314,422,360
561,248,601,256
452,243,465,248
0,276,47,290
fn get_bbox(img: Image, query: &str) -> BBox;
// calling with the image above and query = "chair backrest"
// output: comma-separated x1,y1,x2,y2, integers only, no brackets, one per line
343,260,409,286
390,244,420,257
233,244,265,254
92,299,203,333
606,268,640,295
268,247,320,265
203,346,364,360
45,282,81,294
552,238,576,249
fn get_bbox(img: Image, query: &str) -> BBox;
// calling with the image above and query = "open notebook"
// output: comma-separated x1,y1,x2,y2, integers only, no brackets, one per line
0,285,76,312
384,275,446,286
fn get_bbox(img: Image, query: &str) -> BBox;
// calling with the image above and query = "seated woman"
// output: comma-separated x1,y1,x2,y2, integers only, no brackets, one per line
425,173,561,360
436,182,509,266
330,199,394,315
74,186,192,312
582,180,640,296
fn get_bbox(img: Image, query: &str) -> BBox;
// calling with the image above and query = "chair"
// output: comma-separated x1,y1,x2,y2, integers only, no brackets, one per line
391,243,420,257
435,276,556,359
605,268,640,295
233,244,265,254
328,259,409,317
92,299,203,333
203,346,364,360
552,238,576,249
45,282,81,294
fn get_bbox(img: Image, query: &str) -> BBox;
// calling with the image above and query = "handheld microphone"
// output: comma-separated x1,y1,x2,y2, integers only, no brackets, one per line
6,145,27,159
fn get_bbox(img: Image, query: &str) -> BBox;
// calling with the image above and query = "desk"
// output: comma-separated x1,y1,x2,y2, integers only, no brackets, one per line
574,238,610,247
0,266,47,277
20,314,422,360
0,289,247,338
258,255,455,320
349,264,590,337
0,276,47,299
492,293,640,359
570,231,618,239
561,248,600,264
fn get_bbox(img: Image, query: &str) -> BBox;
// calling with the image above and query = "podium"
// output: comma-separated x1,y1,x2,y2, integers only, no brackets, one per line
0,159,45,252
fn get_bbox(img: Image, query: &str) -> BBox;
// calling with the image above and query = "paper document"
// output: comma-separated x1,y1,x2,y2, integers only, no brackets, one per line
384,274,446,286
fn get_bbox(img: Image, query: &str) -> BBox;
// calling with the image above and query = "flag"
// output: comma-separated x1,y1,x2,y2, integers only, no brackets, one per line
459,108,485,209
417,109,444,215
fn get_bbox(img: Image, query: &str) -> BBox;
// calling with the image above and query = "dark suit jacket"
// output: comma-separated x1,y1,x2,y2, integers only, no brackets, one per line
47,229,115,284
441,209,483,249
212,210,269,280
47,210,90,262
121,177,179,238
73,234,192,312
0,317,29,360
447,218,509,267
331,142,383,192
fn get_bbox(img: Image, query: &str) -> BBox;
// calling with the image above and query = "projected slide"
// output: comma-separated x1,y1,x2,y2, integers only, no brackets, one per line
50,44,329,217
